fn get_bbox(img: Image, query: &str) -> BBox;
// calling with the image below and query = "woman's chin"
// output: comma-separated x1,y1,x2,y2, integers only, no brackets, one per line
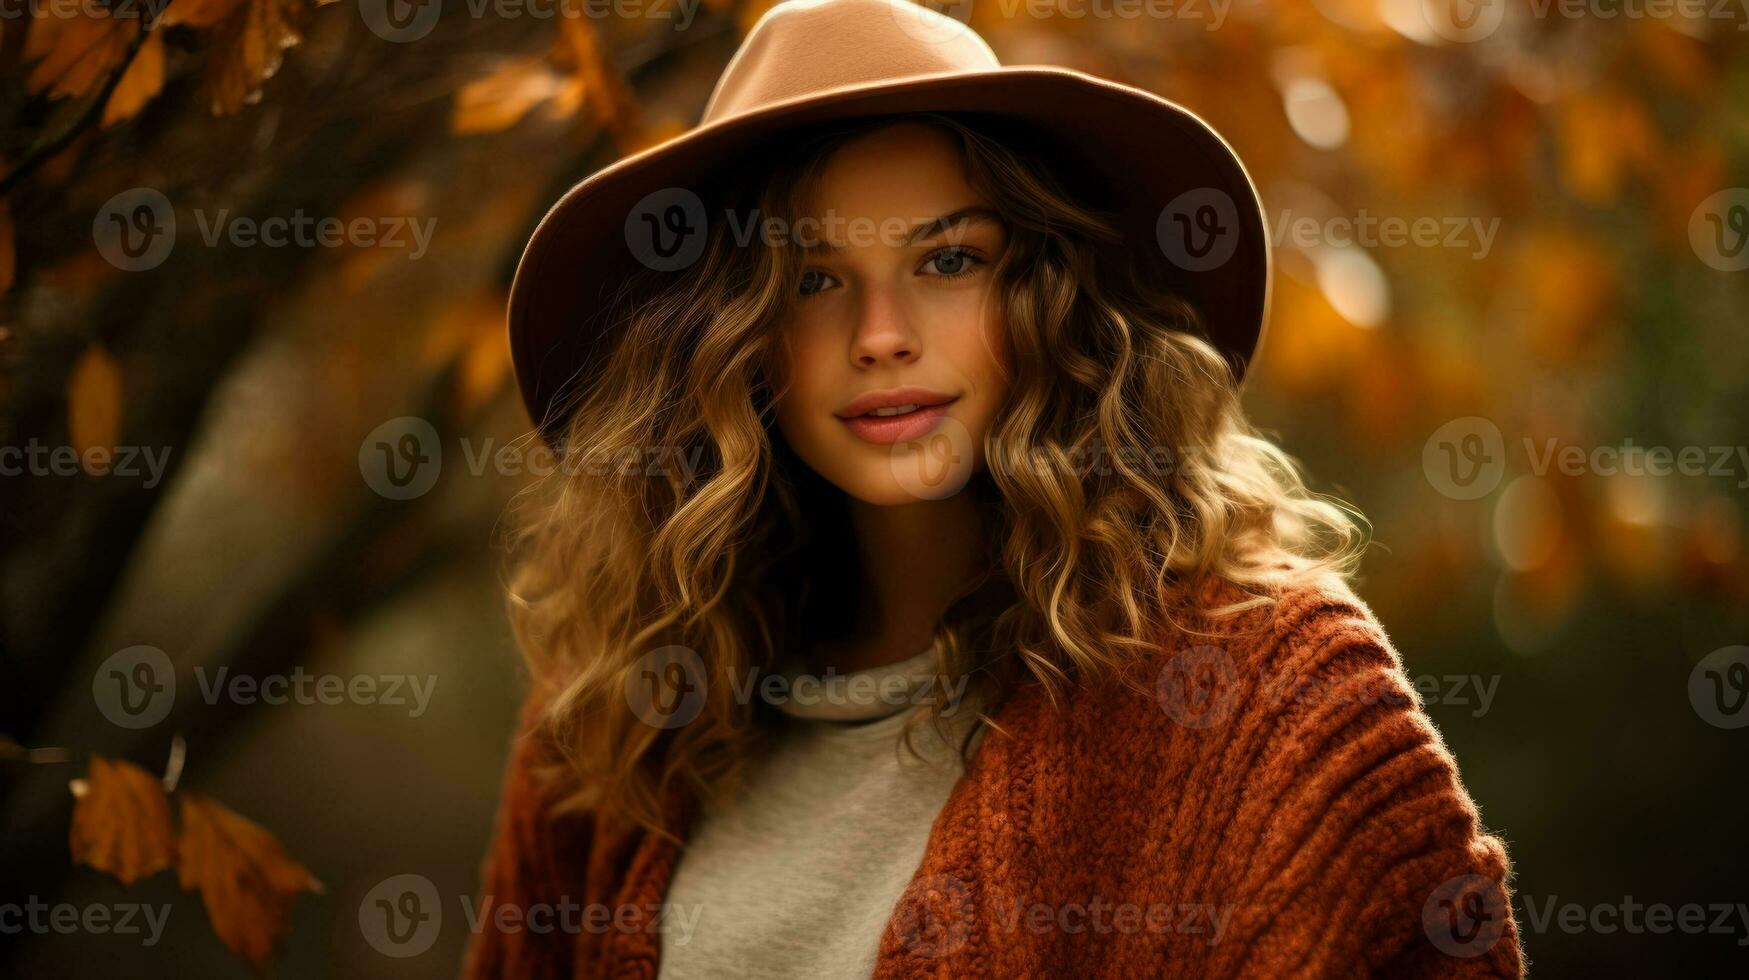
830,460,978,506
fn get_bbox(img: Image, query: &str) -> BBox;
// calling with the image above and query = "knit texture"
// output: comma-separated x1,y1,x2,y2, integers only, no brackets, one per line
463,578,1525,978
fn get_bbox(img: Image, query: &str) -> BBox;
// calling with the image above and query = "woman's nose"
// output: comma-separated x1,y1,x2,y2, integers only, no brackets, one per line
848,288,920,368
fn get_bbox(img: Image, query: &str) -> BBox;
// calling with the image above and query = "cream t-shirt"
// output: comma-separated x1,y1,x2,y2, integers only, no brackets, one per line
656,646,985,979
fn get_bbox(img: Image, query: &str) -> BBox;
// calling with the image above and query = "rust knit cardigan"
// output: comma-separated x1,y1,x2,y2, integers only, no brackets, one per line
463,579,1526,978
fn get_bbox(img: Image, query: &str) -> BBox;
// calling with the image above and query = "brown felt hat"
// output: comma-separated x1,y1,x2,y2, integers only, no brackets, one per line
508,0,1271,442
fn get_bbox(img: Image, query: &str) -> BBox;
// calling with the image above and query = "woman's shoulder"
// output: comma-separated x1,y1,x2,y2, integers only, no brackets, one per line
1023,572,1503,850
1049,573,1413,738
999,576,1524,974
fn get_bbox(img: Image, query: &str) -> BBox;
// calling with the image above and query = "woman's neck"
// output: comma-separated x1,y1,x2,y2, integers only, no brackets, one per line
824,491,983,674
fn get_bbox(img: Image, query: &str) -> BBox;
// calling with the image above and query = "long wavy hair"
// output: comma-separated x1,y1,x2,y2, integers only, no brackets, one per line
503,111,1366,838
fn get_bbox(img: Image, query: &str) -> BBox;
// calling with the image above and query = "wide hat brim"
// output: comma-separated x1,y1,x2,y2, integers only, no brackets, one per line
508,65,1271,442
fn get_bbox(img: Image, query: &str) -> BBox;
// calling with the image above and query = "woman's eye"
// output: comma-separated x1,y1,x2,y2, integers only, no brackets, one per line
799,249,984,296
798,269,835,297
923,247,983,278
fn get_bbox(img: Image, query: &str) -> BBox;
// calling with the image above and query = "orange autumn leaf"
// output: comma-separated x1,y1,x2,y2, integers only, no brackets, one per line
551,8,641,142
66,342,123,470
449,294,513,415
160,0,250,28
24,8,138,101
1557,93,1657,206
201,0,337,115
68,756,177,886
102,30,166,127
177,793,323,974
451,57,570,134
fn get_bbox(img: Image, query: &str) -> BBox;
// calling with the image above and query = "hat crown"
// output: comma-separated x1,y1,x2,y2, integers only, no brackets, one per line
702,0,1000,124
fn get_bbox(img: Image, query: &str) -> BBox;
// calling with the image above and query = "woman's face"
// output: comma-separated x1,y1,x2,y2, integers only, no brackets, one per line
768,121,1012,506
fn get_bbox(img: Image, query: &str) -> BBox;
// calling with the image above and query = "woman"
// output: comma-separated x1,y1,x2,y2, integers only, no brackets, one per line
465,0,1524,976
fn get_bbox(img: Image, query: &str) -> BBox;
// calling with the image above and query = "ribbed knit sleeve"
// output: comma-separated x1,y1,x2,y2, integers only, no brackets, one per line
462,693,590,980
1206,585,1525,978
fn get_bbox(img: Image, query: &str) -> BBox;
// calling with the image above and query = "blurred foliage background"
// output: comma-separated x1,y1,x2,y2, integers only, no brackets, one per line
2,0,1747,974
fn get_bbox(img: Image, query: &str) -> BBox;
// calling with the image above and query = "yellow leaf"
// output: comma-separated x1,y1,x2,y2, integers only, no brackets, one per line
102,30,165,127
452,296,512,415
24,9,137,101
66,342,123,471
177,793,323,974
68,756,177,887
202,0,307,115
452,58,567,135
160,0,249,28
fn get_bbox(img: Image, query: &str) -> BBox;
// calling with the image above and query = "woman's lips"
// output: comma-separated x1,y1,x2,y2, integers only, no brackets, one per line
840,401,955,444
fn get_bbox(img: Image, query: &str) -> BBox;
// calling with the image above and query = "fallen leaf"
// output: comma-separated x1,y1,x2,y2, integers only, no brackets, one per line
103,30,166,127
68,756,177,886
177,793,323,974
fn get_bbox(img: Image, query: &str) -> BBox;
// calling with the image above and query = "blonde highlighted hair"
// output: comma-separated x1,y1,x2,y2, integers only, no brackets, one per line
504,112,1366,838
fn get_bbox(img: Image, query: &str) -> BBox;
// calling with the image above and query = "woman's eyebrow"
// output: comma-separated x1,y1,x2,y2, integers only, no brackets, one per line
800,205,1003,254
907,205,1003,245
